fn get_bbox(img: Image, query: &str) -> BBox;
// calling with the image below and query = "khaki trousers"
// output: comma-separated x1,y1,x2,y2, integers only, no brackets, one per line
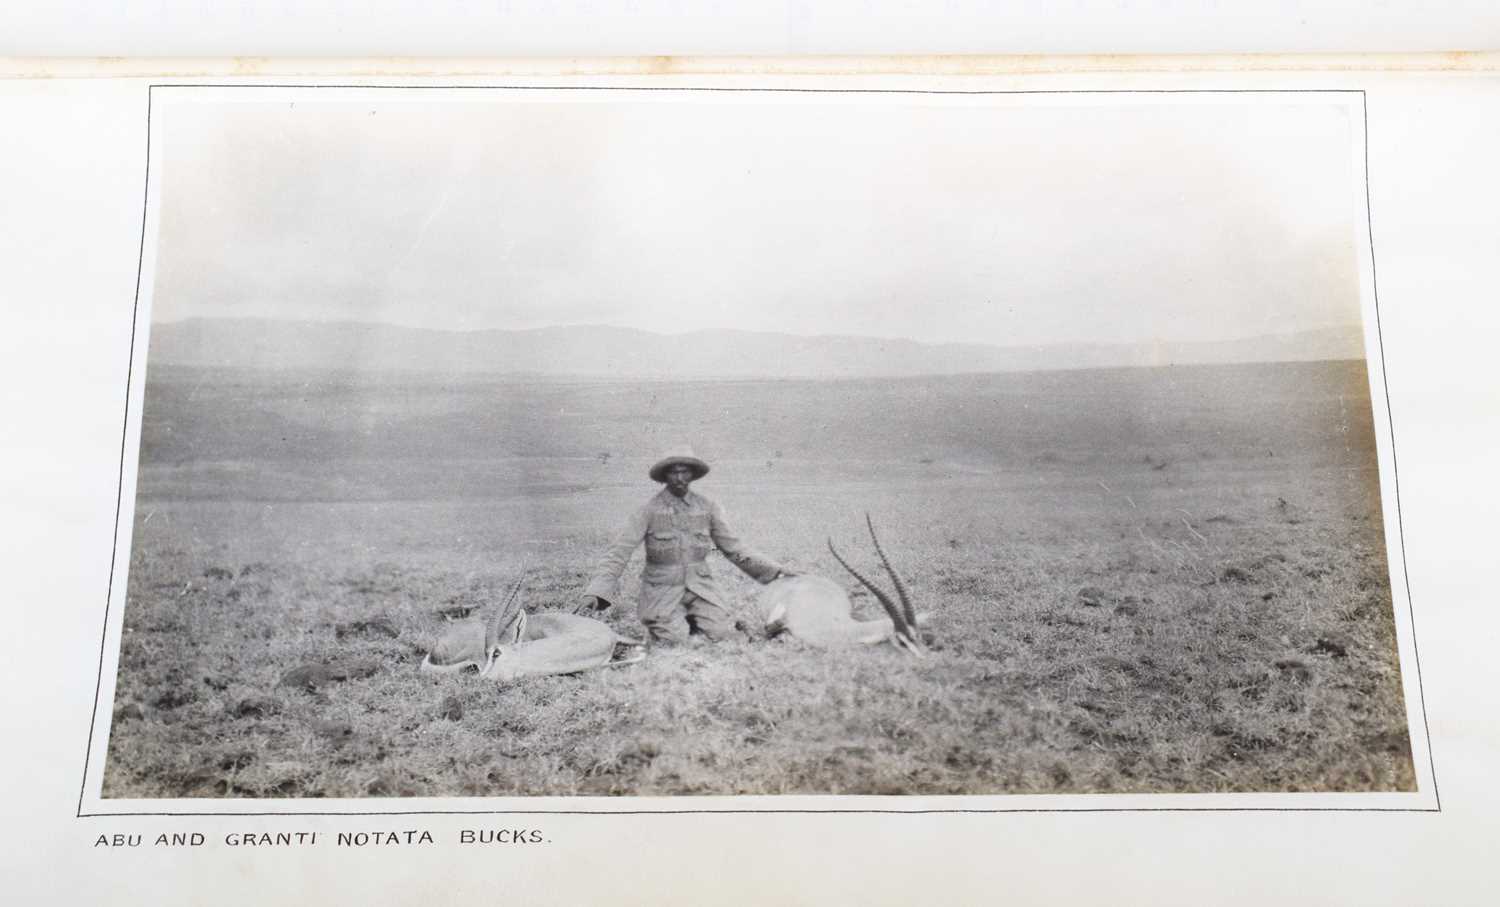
639,589,740,644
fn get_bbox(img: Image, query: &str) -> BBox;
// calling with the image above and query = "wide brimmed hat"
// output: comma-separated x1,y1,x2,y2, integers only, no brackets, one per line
649,446,710,483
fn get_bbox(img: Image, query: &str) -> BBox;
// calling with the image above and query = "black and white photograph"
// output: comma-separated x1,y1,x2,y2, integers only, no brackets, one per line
93,87,1424,802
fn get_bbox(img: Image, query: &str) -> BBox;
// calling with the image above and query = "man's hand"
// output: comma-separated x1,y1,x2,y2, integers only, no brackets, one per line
575,595,610,614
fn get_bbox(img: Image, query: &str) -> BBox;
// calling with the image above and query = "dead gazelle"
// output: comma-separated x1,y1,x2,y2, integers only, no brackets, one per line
761,515,927,654
420,570,644,681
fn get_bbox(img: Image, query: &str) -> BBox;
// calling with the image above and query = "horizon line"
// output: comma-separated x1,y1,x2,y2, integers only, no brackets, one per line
141,359,1369,383
152,314,1367,352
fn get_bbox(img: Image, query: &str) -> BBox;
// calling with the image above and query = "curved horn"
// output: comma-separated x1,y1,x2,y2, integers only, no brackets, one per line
484,567,529,652
865,513,920,646
827,537,919,652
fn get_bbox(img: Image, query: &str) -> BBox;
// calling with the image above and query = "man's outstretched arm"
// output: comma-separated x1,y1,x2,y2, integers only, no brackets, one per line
709,500,787,583
580,505,651,610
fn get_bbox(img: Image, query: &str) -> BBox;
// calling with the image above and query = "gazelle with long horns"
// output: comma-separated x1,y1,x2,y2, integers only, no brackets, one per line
761,515,929,654
420,570,644,681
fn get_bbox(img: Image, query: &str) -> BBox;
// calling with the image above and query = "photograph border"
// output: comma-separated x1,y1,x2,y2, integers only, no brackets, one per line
76,81,1439,818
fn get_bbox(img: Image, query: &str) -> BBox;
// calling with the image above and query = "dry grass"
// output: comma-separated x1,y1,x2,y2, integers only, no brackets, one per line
103,362,1414,797
104,470,1412,797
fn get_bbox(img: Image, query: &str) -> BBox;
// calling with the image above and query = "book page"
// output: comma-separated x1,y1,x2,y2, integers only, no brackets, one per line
1,58,1497,904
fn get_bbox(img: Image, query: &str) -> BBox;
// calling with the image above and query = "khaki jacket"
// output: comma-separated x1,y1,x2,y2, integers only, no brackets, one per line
584,488,784,612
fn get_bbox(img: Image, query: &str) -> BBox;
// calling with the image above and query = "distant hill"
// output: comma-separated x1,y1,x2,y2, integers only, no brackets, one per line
147,318,1366,379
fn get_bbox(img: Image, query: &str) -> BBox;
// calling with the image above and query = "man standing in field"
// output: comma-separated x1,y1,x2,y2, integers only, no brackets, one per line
578,447,793,645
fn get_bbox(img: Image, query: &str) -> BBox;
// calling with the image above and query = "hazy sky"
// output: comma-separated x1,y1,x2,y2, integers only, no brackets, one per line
151,92,1365,347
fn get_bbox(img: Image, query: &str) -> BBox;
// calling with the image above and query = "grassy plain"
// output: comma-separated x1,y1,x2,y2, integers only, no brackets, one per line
103,361,1415,797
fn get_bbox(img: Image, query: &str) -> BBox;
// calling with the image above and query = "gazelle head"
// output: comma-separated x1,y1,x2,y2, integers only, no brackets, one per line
420,567,528,676
479,569,529,676
826,514,925,655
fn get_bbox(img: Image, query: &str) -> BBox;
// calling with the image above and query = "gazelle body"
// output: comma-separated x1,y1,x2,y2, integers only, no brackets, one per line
762,576,913,648
421,612,633,680
420,572,643,681
763,515,929,655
